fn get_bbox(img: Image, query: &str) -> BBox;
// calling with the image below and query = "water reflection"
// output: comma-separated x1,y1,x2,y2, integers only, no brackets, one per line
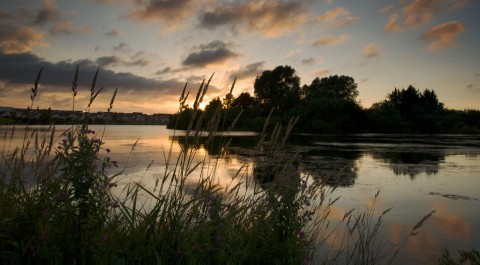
289,134,480,180
2,125,480,265
371,151,443,178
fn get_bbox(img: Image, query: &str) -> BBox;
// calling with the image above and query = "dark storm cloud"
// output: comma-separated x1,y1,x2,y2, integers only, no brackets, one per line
198,0,309,37
227,61,265,81
0,51,187,96
182,40,238,67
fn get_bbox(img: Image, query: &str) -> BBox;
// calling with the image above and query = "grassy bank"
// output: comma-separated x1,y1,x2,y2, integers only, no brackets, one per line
0,69,443,264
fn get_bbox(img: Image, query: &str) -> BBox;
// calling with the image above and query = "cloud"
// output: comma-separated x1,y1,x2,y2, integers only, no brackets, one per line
383,0,470,32
379,5,396,14
156,67,172,75
113,42,130,51
198,0,310,37
0,5,49,54
362,43,382,58
1,0,90,36
447,0,470,10
227,61,265,81
312,34,350,46
0,0,61,26
34,0,62,25
49,20,91,35
0,51,189,97
95,55,149,67
182,40,239,67
421,21,464,50
311,7,359,28
0,23,47,54
315,68,330,77
384,13,402,32
402,0,442,28
106,29,121,37
301,58,317,65
130,0,196,26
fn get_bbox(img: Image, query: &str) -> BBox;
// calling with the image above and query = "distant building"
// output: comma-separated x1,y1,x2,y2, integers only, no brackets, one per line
0,106,171,124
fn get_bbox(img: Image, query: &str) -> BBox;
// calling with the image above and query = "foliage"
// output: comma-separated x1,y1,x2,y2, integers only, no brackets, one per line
0,68,119,262
303,75,359,103
254,65,301,115
368,86,446,133
439,248,480,265
169,65,479,134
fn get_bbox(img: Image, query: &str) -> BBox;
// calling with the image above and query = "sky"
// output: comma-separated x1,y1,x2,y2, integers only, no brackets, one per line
0,0,479,114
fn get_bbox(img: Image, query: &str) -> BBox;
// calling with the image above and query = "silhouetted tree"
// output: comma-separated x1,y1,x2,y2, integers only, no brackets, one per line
299,75,364,133
232,92,255,109
369,85,446,133
254,65,301,115
203,97,222,126
304,75,359,103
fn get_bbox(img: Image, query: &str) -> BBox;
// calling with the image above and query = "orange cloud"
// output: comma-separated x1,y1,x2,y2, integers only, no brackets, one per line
421,21,464,50
403,0,442,28
315,68,331,77
312,34,350,46
312,7,359,28
49,20,91,35
362,43,383,58
384,13,402,32
131,0,196,26
0,24,47,53
383,0,469,32
199,0,309,37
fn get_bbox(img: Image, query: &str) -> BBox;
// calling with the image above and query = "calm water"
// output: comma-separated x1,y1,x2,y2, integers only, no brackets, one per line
2,125,479,264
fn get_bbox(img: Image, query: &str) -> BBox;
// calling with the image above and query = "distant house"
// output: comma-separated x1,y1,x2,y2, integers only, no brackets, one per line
0,107,14,118
0,106,172,124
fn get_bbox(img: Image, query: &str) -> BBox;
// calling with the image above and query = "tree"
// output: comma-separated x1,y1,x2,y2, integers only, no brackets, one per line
40,107,52,124
304,75,359,103
420,89,443,111
298,75,364,133
232,92,255,109
204,97,222,122
373,86,446,133
254,65,301,114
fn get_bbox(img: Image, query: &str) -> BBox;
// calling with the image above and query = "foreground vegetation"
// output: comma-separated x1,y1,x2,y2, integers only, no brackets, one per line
169,65,480,134
4,68,477,264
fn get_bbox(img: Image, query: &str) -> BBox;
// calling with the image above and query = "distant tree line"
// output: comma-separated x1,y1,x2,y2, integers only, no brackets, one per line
168,65,480,134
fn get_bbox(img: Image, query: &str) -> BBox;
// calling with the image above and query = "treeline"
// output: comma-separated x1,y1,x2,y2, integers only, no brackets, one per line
168,65,480,134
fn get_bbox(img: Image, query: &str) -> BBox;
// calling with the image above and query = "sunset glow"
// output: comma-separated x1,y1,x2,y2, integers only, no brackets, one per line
1,0,479,114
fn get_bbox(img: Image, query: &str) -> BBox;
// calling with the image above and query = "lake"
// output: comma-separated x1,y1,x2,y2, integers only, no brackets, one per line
2,124,479,264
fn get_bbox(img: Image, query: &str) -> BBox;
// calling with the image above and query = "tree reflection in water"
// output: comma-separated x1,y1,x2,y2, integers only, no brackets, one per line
371,151,443,178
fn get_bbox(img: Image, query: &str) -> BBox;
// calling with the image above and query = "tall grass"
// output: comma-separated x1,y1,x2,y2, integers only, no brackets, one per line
0,68,434,264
